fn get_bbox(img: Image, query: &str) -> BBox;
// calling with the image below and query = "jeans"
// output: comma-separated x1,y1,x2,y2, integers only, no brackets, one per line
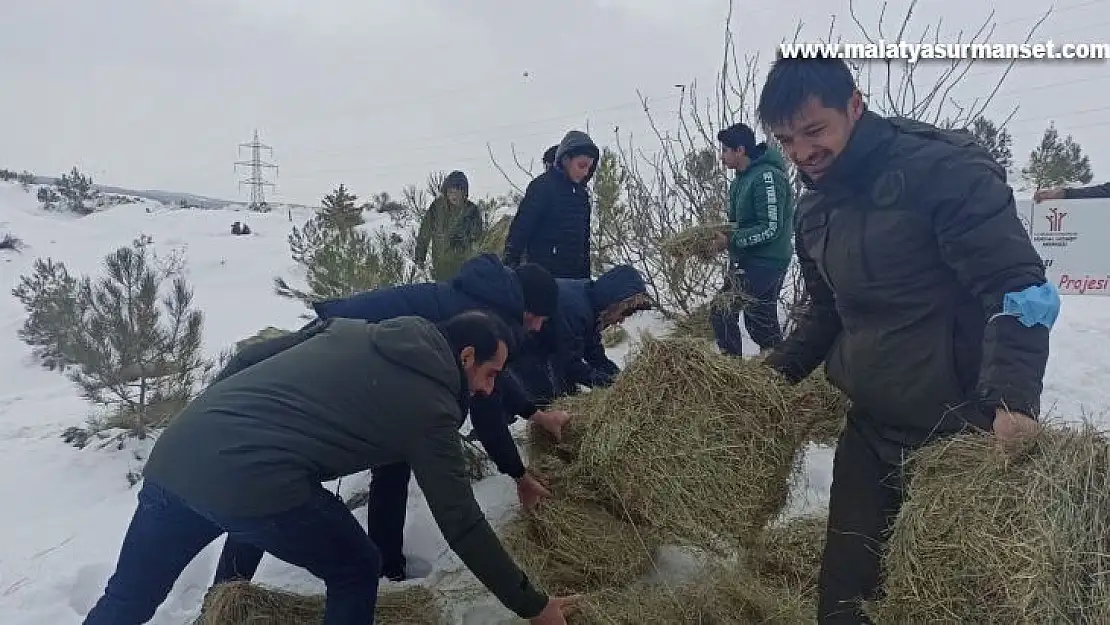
709,263,786,356
85,480,381,625
216,462,412,584
817,415,906,624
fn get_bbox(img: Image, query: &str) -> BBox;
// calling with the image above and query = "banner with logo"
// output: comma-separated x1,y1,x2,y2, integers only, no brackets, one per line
1023,198,1110,295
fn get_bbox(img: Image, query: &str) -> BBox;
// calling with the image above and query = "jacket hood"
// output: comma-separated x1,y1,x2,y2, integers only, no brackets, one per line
589,265,648,314
746,144,788,176
367,316,461,397
554,130,600,184
450,253,526,322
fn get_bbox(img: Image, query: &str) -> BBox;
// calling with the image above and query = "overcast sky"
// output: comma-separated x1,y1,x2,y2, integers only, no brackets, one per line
0,0,1106,205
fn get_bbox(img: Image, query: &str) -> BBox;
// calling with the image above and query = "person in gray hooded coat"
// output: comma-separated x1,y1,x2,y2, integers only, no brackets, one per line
504,130,600,279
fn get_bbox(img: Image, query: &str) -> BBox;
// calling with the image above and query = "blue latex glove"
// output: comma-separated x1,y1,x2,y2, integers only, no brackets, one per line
998,283,1061,329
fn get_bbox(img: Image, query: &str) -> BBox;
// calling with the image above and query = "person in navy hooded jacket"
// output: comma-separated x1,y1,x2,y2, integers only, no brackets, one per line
512,264,653,407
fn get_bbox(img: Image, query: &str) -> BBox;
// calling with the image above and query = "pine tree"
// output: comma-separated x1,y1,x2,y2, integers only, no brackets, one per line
66,236,210,438
968,117,1013,172
275,217,420,305
318,184,363,229
1021,123,1093,191
590,148,628,273
56,166,97,214
11,258,85,370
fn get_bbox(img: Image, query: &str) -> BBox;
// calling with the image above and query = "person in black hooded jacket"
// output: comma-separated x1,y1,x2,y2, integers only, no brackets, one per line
208,254,568,584
504,131,600,279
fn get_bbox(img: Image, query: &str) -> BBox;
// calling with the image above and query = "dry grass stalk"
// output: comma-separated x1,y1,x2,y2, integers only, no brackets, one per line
549,336,823,553
601,324,628,348
660,223,736,262
197,580,442,625
868,424,1110,624
748,515,827,595
501,496,661,595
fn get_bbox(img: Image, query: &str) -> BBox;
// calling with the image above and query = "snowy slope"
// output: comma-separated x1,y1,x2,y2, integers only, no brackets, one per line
0,179,1107,624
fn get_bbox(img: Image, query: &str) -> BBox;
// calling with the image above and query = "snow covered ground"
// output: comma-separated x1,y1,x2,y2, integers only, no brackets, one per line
0,180,1106,624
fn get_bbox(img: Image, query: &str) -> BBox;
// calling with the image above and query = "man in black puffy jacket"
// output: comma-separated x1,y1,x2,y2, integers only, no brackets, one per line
757,57,1054,624
504,131,599,279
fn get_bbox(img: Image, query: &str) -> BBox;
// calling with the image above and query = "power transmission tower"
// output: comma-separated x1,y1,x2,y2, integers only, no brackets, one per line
234,129,278,212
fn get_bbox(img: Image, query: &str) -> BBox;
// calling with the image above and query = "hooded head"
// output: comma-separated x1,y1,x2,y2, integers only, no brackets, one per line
554,131,600,184
590,265,652,329
442,170,469,205
513,263,558,332
450,254,526,325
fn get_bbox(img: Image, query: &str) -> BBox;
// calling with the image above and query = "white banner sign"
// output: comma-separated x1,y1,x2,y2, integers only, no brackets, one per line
1022,197,1110,296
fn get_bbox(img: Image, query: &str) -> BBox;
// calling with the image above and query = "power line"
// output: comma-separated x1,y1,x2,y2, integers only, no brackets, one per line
234,130,278,211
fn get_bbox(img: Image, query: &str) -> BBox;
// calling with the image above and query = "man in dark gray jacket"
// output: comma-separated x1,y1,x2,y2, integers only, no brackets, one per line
82,312,578,625
757,56,1053,624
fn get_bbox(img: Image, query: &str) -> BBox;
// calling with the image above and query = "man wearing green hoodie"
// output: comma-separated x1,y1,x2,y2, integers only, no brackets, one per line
709,122,796,357
82,312,578,625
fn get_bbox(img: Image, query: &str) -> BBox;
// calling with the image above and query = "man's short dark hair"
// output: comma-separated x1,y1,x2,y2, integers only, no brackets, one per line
757,56,857,128
717,123,757,152
437,310,514,364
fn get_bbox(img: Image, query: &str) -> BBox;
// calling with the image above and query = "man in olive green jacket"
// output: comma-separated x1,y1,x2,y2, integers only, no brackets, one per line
416,170,485,281
82,312,577,625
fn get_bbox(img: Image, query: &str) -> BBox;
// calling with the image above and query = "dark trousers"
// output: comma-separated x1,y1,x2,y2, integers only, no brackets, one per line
216,463,411,583
710,263,786,355
817,416,906,624
85,480,381,625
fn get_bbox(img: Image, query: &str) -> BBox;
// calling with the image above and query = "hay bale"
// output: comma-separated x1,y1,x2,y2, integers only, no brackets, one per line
551,335,820,552
868,425,1110,624
670,304,714,340
601,324,628,348
661,223,736,262
501,497,661,595
234,327,292,353
571,563,812,624
197,581,443,624
748,515,826,594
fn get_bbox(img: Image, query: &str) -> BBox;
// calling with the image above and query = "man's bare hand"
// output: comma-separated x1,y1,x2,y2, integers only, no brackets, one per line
529,595,582,625
1033,188,1065,203
993,408,1040,442
516,472,551,511
532,409,570,442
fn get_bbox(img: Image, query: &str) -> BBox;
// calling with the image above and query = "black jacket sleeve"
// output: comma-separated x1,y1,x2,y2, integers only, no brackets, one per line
468,392,527,479
1064,181,1110,199
583,326,619,379
503,180,545,267
763,229,843,384
498,372,538,418
934,160,1051,418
